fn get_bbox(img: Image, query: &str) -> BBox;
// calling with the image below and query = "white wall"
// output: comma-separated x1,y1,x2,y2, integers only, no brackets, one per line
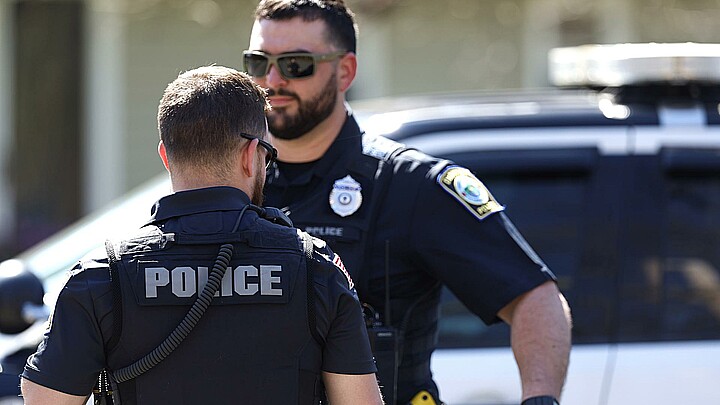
122,0,257,191
83,0,127,213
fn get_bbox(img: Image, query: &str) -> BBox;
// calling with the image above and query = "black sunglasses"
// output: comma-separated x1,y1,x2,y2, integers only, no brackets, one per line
239,133,277,170
242,50,347,80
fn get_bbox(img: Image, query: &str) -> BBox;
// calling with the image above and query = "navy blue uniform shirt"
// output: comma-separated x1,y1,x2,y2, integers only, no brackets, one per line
265,113,556,403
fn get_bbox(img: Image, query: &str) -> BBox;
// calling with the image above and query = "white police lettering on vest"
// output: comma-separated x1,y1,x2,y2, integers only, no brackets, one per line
144,265,283,299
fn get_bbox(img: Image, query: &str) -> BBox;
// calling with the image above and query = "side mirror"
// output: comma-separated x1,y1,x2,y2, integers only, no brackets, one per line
0,260,45,334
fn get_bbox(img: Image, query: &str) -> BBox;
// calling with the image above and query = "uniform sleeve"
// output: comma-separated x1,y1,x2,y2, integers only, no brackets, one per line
21,259,111,396
310,244,377,375
408,162,556,324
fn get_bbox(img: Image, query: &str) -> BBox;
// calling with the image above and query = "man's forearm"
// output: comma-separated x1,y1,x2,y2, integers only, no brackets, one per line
323,372,384,405
499,281,572,400
20,378,89,405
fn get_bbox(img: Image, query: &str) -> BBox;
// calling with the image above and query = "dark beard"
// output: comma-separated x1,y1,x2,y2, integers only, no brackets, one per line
267,72,337,140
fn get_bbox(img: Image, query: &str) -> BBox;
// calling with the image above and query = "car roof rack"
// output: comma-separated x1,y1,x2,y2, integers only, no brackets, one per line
549,43,720,103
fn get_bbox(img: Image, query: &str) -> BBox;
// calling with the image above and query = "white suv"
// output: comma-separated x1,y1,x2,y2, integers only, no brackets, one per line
2,44,720,404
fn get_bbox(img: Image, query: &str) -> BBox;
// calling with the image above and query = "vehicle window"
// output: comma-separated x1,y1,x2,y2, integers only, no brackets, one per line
436,147,720,350
436,148,598,348
617,149,720,342
661,171,720,340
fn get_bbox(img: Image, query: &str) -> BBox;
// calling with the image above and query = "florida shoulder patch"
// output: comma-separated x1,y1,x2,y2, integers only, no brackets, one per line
437,165,504,221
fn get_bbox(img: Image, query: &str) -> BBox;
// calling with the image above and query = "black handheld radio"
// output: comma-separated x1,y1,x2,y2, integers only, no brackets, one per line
363,240,400,404
364,303,399,404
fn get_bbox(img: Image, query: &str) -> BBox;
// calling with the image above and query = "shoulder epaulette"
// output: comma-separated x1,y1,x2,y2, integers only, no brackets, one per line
362,133,406,161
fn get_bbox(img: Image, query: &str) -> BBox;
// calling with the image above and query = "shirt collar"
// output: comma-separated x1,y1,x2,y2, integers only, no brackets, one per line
323,112,362,159
267,112,363,187
145,186,251,225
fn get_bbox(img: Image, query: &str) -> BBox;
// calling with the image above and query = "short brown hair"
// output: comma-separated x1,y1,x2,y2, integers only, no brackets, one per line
157,66,270,178
255,0,357,54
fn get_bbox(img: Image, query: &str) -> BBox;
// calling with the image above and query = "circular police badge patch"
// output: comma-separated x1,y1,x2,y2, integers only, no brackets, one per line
329,175,363,217
437,165,504,221
453,173,489,205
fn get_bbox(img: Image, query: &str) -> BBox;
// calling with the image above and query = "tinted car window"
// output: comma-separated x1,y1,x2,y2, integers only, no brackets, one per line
436,148,598,348
436,145,720,349
617,149,720,342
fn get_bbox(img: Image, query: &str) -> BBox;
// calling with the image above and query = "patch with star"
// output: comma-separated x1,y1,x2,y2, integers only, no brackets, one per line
436,165,504,221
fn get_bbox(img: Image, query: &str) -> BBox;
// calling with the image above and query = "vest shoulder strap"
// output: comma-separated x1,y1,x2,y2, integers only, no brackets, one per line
105,240,123,353
301,233,325,347
92,241,122,405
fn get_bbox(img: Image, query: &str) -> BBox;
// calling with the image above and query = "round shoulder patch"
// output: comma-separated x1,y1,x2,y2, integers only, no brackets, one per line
453,172,490,205
436,165,504,221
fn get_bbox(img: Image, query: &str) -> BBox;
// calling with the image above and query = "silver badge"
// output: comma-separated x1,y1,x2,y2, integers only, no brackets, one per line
329,175,362,217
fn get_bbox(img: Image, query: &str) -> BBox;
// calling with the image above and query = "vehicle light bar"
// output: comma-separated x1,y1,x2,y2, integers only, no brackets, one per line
549,43,720,88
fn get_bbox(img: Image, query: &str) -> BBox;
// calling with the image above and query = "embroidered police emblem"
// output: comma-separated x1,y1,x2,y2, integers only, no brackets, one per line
437,165,504,221
329,175,363,217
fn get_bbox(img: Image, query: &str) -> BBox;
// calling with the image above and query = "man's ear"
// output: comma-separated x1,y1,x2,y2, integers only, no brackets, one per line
158,141,170,172
338,52,357,93
240,138,259,177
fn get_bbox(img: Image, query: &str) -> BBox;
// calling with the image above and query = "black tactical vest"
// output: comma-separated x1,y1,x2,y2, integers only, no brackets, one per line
105,217,318,404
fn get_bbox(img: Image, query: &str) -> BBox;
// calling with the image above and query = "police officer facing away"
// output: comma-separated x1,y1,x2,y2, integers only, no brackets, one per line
20,66,384,405
244,1,573,404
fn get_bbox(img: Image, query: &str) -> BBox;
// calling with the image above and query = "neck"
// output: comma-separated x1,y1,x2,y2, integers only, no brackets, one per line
168,169,252,197
271,101,347,163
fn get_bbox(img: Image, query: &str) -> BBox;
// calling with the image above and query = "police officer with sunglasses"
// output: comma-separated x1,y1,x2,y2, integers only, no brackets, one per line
244,1,572,405
19,66,384,405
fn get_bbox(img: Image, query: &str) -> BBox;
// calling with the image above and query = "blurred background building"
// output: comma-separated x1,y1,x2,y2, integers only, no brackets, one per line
0,0,719,259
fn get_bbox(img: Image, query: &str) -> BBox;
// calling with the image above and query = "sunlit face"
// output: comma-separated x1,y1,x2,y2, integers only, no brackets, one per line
248,18,340,140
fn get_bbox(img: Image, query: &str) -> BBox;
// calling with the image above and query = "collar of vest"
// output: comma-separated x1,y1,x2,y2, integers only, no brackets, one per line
122,228,295,251
145,186,252,226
